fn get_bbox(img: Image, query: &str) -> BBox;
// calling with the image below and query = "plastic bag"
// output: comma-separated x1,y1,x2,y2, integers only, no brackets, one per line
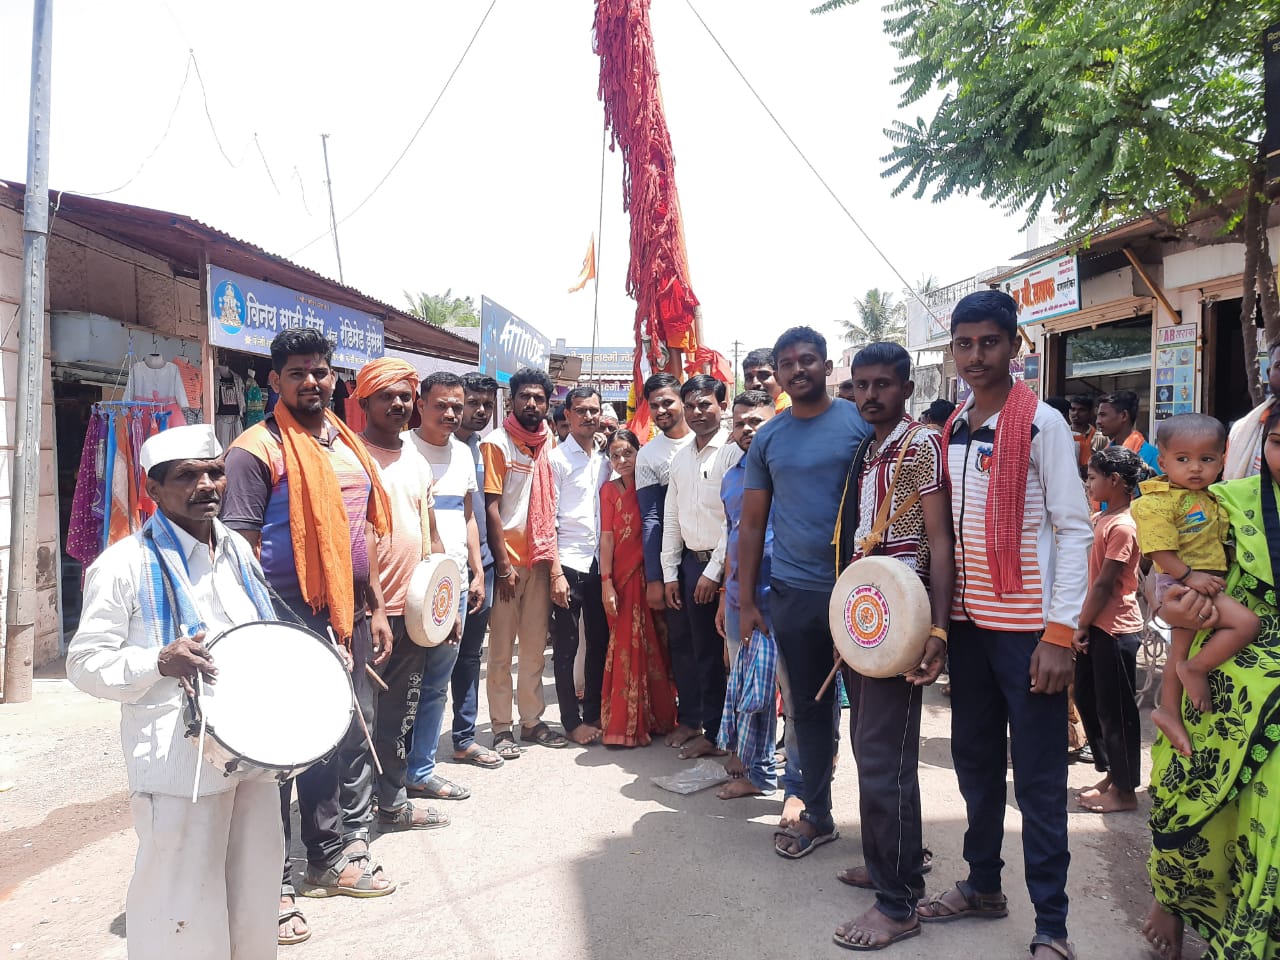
650,757,730,795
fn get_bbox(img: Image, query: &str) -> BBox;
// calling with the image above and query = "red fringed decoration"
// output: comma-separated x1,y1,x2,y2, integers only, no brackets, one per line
593,0,703,438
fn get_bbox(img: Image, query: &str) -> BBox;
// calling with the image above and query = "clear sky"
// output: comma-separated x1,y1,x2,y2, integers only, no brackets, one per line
0,0,1027,358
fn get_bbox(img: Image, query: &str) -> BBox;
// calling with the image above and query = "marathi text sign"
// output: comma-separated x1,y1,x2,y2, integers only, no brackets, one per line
559,345,634,377
207,265,384,369
479,296,550,385
999,255,1080,326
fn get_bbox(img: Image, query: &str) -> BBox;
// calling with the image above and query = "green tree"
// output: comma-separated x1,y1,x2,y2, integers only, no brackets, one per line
841,288,907,346
814,0,1279,401
404,289,480,327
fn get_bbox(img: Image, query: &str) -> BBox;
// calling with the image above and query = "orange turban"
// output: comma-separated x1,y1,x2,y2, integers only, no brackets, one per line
354,357,419,400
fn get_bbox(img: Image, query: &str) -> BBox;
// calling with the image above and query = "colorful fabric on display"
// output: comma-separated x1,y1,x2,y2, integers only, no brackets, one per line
67,411,107,566
108,412,133,546
594,0,704,436
1148,474,1280,959
244,381,265,427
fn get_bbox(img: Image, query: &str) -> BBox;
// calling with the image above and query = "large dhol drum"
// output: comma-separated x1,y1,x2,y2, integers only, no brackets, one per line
190,621,354,781
405,554,461,647
829,556,930,679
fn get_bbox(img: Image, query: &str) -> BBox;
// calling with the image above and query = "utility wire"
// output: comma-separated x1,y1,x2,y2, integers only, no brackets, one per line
288,0,499,259
190,49,239,168
683,0,937,320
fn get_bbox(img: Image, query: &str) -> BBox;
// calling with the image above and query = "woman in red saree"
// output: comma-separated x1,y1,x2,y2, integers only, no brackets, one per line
599,430,678,746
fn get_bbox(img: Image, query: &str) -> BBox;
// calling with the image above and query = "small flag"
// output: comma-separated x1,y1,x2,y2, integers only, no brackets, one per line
568,234,596,293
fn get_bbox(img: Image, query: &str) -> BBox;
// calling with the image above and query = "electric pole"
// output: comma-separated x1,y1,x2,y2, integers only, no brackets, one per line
320,134,344,284
5,0,52,704
731,339,744,392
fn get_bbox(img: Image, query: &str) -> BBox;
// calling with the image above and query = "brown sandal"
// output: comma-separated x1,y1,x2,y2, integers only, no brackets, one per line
918,881,1008,922
1030,935,1076,959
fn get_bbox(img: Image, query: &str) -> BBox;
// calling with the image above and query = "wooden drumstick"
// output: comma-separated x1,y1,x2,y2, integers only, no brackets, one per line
328,627,384,776
365,663,389,692
814,661,842,702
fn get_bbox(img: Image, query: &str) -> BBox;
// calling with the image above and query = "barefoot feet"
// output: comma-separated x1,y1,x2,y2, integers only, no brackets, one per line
1077,774,1112,801
677,735,727,760
1076,784,1138,813
1176,659,1213,714
1152,706,1194,757
1142,899,1184,960
568,723,601,745
664,724,701,748
717,777,763,800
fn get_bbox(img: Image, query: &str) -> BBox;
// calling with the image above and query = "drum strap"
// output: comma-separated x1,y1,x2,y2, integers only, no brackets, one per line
855,427,925,556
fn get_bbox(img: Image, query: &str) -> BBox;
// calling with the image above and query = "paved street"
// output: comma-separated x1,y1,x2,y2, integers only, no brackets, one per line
3,662,1172,959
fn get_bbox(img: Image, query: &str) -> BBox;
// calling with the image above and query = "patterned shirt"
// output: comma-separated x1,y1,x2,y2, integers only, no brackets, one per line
1130,478,1230,573
846,417,944,585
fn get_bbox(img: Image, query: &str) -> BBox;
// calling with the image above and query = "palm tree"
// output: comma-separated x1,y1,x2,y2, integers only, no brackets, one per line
840,288,906,346
403,289,480,327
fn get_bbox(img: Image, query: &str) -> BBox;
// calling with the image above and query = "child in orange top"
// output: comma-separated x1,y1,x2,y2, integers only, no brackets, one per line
1131,414,1259,757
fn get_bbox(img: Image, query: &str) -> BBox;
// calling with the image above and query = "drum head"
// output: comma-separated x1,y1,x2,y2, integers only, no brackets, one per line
829,556,931,679
202,622,354,768
405,555,461,647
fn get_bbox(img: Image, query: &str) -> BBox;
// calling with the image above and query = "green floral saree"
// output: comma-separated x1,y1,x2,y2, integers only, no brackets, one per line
1149,475,1280,958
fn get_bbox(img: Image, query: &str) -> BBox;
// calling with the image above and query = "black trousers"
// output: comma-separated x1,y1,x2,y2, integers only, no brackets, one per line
847,671,926,921
373,616,428,810
771,578,838,827
1073,627,1142,794
281,611,374,892
666,550,727,741
949,620,1070,941
550,561,610,732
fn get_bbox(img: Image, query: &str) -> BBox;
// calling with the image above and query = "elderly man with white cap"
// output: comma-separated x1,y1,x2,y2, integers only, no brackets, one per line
67,424,283,960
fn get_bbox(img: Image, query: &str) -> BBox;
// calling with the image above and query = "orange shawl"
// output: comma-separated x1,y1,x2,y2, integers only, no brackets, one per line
273,402,392,644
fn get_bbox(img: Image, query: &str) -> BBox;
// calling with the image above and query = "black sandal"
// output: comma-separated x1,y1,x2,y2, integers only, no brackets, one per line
520,722,568,748
1029,935,1076,959
493,731,523,760
376,800,450,830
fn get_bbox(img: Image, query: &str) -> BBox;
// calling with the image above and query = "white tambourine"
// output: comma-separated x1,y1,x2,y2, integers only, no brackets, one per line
405,554,461,647
829,555,930,679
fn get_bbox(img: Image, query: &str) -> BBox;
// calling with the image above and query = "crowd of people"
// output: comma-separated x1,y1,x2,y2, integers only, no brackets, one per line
64,291,1280,959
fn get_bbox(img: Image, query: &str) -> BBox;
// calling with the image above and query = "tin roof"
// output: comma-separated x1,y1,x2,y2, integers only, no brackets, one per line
0,181,479,364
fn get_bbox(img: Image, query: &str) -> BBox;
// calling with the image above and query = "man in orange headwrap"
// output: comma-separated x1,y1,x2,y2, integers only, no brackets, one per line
223,330,397,946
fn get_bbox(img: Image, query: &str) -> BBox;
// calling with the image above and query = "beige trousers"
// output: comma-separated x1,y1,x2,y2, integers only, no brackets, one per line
486,563,550,733
127,779,282,960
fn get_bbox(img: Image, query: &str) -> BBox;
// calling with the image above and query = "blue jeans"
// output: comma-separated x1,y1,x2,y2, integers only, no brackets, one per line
724,603,777,793
406,577,469,785
451,564,493,751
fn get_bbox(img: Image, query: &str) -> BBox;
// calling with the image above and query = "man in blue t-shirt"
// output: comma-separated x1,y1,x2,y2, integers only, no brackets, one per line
739,325,871,859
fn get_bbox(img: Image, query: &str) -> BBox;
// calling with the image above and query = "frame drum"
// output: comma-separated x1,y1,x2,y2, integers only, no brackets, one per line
829,556,930,679
193,621,354,781
405,554,461,647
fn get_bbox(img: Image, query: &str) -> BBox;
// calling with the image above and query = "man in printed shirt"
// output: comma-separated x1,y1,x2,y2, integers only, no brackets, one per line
916,291,1092,960
661,374,733,761
68,426,282,960
548,386,609,744
830,342,952,952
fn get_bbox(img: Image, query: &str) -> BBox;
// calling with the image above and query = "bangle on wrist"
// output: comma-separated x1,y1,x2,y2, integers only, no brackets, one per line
496,569,513,580
1177,566,1193,583
928,626,949,644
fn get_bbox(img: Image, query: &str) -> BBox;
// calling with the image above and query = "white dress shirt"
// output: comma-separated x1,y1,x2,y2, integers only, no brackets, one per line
661,427,732,583
549,434,605,574
67,519,265,797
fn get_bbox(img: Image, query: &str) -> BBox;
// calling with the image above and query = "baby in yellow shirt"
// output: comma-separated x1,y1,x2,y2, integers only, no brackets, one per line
1131,413,1259,758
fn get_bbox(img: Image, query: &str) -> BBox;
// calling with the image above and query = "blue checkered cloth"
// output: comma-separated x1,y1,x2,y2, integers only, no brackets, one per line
717,629,778,770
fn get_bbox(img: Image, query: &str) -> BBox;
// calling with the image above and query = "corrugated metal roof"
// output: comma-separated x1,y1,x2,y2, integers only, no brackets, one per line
0,180,479,365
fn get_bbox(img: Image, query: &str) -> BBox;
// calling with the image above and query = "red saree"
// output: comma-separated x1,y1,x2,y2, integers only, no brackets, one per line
599,478,678,746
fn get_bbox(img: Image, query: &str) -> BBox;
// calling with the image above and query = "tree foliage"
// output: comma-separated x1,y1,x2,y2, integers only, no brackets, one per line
816,0,1280,399
403,289,479,327
841,288,907,346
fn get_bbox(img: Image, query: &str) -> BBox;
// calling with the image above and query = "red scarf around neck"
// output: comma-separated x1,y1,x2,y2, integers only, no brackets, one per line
943,379,1039,596
503,413,558,566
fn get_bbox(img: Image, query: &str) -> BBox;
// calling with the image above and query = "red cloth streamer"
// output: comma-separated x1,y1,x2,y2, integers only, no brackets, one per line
594,0,703,433
941,380,1039,596
501,413,559,567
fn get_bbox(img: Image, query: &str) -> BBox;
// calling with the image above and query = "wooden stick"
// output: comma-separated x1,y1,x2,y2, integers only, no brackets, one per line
365,663,389,692
814,661,842,702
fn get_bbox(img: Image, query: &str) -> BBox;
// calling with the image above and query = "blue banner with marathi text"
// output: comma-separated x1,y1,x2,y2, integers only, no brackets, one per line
207,265,385,370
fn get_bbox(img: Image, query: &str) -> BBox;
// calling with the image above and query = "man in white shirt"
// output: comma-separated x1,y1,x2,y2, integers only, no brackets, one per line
634,372,696,747
548,386,609,744
661,374,733,760
407,371,485,799
67,425,283,960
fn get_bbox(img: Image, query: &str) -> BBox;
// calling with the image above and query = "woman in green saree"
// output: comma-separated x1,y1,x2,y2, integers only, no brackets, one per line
1144,410,1280,960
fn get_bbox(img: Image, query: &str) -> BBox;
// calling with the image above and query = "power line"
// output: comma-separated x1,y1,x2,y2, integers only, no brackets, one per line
190,49,240,168
682,0,937,320
288,0,499,259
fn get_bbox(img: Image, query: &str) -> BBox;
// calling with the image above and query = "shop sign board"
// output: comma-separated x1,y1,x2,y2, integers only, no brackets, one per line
207,265,385,369
999,255,1080,326
479,296,550,385
559,345,634,377
1154,326,1198,422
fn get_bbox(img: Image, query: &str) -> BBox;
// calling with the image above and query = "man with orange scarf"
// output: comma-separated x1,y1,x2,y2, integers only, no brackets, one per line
481,366,569,759
222,328,396,947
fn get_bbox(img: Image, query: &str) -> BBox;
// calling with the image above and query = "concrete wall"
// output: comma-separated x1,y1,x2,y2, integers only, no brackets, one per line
0,202,59,685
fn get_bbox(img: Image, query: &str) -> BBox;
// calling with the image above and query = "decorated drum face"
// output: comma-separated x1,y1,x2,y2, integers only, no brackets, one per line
195,621,354,780
406,555,461,647
828,556,930,679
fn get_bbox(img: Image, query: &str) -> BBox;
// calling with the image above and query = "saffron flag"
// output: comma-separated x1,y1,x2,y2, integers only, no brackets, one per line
568,234,597,293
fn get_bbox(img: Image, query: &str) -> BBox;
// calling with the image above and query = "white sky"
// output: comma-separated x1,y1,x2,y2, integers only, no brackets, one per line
0,0,1027,359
